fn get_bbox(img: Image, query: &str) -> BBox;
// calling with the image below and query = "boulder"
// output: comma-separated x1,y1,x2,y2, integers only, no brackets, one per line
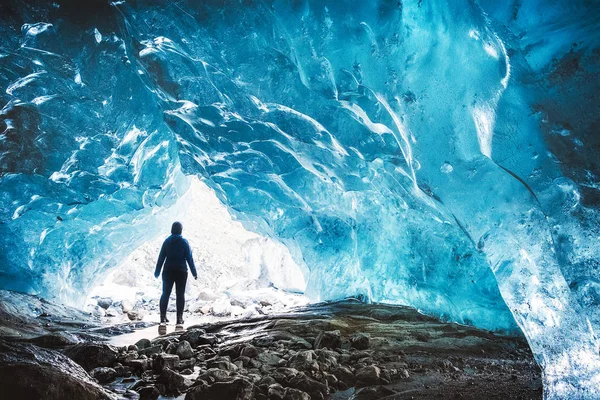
179,329,207,347
176,340,194,360
156,368,192,396
240,344,259,358
97,298,113,310
355,365,381,387
185,377,253,400
287,350,318,372
63,342,119,371
283,387,311,400
135,338,152,350
0,340,116,400
314,330,341,350
90,367,117,383
350,333,370,350
137,385,160,400
138,344,163,357
154,354,180,372
287,372,329,400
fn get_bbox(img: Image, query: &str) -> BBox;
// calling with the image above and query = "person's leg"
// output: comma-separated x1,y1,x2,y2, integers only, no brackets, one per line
159,270,175,322
175,271,188,323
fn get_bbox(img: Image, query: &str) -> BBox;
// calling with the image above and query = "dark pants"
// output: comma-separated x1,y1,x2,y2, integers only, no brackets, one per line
160,269,187,316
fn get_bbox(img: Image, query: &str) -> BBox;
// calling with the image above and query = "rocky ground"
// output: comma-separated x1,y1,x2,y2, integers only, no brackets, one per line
0,292,542,400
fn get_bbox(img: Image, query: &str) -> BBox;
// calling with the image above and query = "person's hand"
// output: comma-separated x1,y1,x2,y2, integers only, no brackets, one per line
154,273,159,278
194,276,198,280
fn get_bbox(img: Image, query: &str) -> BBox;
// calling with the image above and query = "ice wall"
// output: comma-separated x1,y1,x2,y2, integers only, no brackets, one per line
0,0,599,397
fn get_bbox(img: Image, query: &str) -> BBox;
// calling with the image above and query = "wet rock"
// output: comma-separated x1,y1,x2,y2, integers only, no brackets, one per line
177,340,194,360
63,342,119,371
137,386,160,400
0,340,115,400
235,355,252,367
91,367,117,383
180,328,207,347
185,377,253,400
154,354,180,372
257,350,282,367
198,367,232,383
25,332,81,349
283,387,311,400
127,344,139,351
349,386,397,400
118,350,138,363
331,366,355,386
287,350,318,372
156,368,192,396
181,368,193,375
268,383,286,399
240,344,259,358
135,338,151,350
138,344,163,357
355,365,381,387
208,358,239,372
350,333,370,350
196,334,218,346
126,359,151,374
166,342,178,354
179,358,196,370
287,372,329,400
314,330,341,350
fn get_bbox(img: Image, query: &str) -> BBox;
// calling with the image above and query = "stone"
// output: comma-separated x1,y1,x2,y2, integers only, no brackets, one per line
350,386,397,400
287,372,329,400
268,383,286,399
257,350,282,367
97,297,113,310
126,359,150,374
331,366,355,386
127,344,139,352
185,377,254,400
178,358,196,370
138,344,163,357
196,334,219,346
0,340,115,400
91,367,117,383
63,342,119,371
208,358,239,372
314,330,341,350
179,328,207,347
154,354,180,372
287,350,318,372
156,368,191,396
137,386,160,400
240,344,259,358
350,333,370,350
283,387,311,400
176,340,194,360
135,338,151,350
355,365,381,387
118,350,138,363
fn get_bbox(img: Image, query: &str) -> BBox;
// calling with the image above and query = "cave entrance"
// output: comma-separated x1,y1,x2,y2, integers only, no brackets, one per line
84,176,308,327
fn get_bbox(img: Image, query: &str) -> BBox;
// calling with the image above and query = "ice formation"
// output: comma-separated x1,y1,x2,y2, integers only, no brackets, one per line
0,0,599,397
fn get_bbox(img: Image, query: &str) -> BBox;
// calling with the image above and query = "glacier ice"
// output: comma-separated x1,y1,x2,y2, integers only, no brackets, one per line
0,0,599,397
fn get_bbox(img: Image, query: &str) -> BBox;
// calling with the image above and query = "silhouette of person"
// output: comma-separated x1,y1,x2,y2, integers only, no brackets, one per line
155,221,197,325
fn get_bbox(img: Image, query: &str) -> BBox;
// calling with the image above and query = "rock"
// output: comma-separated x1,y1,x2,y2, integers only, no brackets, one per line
287,350,318,372
138,344,163,357
127,344,139,352
127,311,143,321
283,387,311,400
126,359,151,374
93,306,106,318
287,373,329,400
0,340,116,400
176,340,194,360
240,344,259,358
63,342,119,371
137,386,160,400
25,332,81,349
185,377,253,400
178,358,196,370
349,386,397,400
268,383,286,399
257,350,282,367
314,330,341,350
331,366,355,386
179,328,207,347
120,300,134,313
350,333,370,350
208,358,239,372
201,367,232,382
154,354,180,372
355,365,381,387
118,350,138,363
135,338,151,350
97,298,113,310
156,368,191,396
196,334,218,346
91,367,117,383
181,368,193,375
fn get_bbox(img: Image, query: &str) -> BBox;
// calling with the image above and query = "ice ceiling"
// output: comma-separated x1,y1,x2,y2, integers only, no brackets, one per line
0,0,599,397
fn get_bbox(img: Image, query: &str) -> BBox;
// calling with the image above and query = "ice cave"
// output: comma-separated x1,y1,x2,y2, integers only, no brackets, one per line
0,0,599,399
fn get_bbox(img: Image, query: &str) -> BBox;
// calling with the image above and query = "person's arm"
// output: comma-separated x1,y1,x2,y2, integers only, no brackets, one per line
154,240,167,278
185,240,198,280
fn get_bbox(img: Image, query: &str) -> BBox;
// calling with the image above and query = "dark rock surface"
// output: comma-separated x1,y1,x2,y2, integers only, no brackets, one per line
63,342,119,371
0,340,115,400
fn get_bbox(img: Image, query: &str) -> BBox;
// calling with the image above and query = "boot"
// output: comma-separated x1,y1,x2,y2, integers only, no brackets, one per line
160,314,168,324
176,314,184,325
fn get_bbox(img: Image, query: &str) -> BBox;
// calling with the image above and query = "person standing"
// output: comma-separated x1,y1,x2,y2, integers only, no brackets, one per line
155,221,197,325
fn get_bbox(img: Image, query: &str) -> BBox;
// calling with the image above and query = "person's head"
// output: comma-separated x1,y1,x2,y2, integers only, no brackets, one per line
171,221,183,235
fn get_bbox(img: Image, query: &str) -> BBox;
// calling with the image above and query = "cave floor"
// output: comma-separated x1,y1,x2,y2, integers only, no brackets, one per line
0,292,542,399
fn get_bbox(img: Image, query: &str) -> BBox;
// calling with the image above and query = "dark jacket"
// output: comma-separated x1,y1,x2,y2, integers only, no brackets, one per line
154,234,198,278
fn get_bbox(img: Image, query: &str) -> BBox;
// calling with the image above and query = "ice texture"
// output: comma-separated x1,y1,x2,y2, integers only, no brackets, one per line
0,0,599,397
